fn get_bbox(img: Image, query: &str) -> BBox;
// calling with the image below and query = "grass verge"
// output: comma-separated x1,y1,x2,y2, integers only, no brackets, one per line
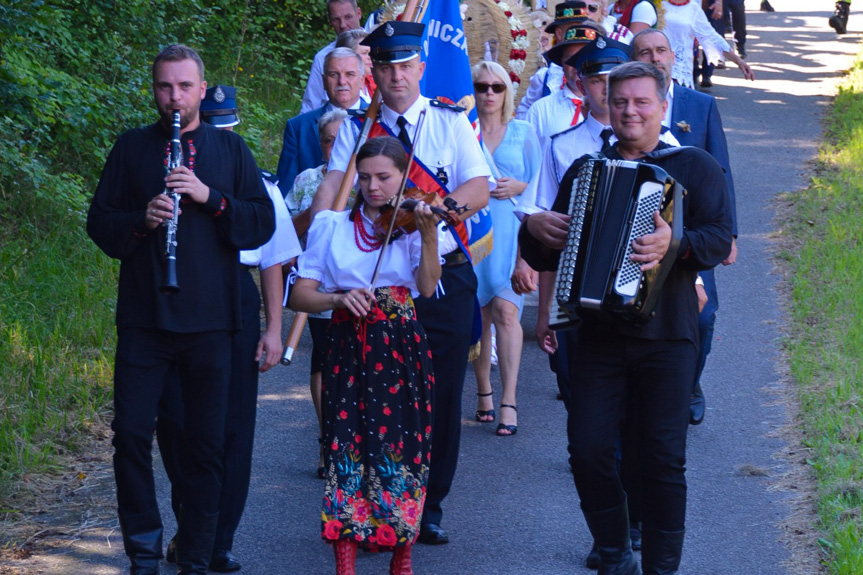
779,51,863,575
0,196,116,515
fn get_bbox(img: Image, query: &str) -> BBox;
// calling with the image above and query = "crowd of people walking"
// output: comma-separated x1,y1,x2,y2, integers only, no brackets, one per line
84,0,852,573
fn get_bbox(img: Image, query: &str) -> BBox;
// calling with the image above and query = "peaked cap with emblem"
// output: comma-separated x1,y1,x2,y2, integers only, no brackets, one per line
544,20,605,66
545,1,593,33
200,85,240,128
567,36,631,77
361,21,425,63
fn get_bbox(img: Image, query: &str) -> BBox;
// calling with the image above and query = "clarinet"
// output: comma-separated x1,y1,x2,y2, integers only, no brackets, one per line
160,110,182,294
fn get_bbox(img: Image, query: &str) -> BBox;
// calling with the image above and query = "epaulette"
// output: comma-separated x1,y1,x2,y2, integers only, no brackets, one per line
430,98,466,113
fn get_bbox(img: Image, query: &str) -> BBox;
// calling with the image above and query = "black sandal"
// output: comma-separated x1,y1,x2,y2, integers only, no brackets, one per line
476,391,495,422
496,404,518,436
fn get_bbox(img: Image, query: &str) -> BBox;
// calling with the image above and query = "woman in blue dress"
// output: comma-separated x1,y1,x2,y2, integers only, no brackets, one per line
471,60,541,436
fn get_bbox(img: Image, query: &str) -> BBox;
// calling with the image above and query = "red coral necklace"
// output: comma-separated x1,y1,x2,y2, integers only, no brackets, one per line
353,209,382,252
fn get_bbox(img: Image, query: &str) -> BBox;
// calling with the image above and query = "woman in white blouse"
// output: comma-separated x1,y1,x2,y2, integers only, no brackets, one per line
661,0,754,87
290,136,441,575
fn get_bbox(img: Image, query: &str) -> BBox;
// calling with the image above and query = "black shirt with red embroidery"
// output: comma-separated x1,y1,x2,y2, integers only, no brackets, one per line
87,121,275,333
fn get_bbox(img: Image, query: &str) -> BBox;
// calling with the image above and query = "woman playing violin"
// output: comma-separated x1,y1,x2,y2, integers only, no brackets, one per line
290,136,442,575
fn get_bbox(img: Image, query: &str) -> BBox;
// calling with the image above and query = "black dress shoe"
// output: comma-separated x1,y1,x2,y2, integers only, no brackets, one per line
417,523,449,545
585,541,601,569
209,549,242,572
165,535,177,564
689,384,705,426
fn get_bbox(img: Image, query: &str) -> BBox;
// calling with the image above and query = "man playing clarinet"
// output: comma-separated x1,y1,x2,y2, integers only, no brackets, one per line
519,61,732,574
311,21,492,545
87,44,274,575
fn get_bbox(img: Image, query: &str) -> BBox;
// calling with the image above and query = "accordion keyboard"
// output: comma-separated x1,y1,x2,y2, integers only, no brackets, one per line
614,181,665,298
555,161,595,306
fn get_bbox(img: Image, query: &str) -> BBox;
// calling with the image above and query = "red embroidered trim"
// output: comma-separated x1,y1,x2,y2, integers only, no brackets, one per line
213,197,226,217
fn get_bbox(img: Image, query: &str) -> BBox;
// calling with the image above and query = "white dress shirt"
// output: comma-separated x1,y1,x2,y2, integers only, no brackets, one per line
240,178,302,269
515,64,565,120
328,95,494,255
515,113,682,218
525,86,584,150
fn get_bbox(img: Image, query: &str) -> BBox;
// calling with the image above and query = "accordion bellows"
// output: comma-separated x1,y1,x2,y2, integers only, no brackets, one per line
552,155,684,329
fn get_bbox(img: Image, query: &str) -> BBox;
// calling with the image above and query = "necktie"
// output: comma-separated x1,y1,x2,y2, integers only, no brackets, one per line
570,99,583,126
600,127,614,151
396,116,412,149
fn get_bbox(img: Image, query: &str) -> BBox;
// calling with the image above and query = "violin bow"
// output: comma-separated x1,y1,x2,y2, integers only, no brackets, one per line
367,109,427,292
281,0,428,365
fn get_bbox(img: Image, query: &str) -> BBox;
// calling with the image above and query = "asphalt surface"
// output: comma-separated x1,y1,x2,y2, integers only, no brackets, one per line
14,3,862,574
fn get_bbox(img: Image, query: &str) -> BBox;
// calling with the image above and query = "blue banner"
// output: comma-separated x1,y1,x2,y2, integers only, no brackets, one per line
419,0,477,122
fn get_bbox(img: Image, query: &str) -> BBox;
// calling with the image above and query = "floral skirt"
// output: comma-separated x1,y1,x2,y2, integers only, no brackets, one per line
320,286,434,549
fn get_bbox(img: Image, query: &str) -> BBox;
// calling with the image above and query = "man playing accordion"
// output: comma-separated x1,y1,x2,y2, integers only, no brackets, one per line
519,61,732,575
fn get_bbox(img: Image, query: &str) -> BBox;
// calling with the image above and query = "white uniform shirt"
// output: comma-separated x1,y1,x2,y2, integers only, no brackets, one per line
300,40,336,114
328,95,494,255
515,113,681,217
298,209,444,297
240,178,302,269
525,86,584,150
515,64,565,120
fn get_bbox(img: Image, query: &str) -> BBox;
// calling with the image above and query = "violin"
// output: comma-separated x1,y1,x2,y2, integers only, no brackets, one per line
372,186,468,241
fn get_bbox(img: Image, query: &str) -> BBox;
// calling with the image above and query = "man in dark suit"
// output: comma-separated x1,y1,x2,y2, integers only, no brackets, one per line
276,47,366,196
632,27,738,426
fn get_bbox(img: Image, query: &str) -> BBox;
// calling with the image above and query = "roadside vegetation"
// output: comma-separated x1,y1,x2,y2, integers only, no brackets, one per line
780,51,863,575
0,0,374,518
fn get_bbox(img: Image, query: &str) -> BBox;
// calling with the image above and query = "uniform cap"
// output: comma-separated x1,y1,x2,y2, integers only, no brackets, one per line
567,36,631,77
361,21,425,63
201,85,240,128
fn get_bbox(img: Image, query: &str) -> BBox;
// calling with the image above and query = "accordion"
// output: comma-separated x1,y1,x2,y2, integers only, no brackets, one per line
551,155,684,329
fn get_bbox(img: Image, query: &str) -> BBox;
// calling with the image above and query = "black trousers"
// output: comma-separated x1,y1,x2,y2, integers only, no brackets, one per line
566,328,696,533
113,327,231,522
414,260,477,526
157,270,261,550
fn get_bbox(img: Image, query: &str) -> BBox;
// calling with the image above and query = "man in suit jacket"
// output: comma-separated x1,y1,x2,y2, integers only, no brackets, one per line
276,47,366,197
632,28,738,426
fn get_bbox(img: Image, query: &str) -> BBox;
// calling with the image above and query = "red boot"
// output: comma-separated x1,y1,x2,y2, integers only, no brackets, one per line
389,544,414,575
333,540,357,575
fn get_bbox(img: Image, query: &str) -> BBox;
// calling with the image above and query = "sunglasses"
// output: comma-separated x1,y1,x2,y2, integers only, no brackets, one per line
474,82,507,94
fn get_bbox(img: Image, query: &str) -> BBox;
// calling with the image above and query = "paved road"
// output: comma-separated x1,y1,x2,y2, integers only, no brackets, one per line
10,3,861,574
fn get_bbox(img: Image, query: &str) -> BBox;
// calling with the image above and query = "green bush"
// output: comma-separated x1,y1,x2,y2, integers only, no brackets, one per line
0,0,378,501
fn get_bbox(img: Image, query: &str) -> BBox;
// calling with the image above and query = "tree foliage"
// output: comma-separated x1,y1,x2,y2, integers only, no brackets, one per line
0,0,376,493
